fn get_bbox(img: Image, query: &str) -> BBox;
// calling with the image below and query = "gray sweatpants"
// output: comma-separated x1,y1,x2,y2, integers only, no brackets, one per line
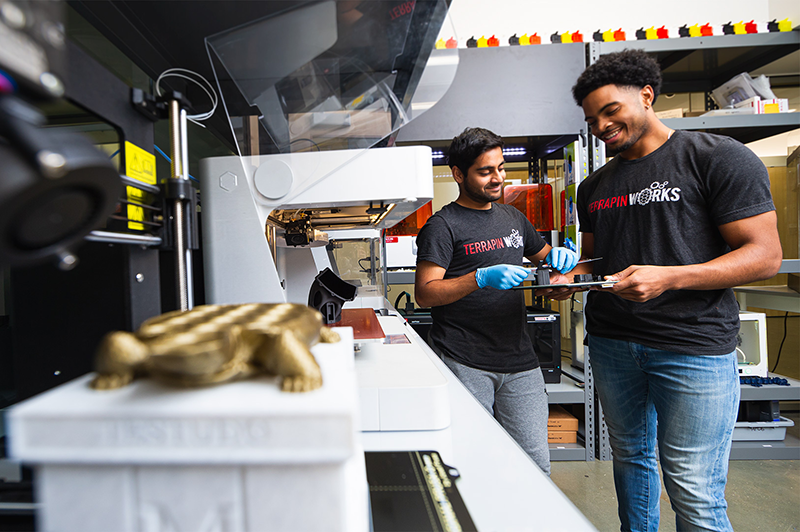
441,354,551,475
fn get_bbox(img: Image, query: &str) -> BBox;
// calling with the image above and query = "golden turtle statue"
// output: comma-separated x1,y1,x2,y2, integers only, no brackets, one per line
90,303,340,392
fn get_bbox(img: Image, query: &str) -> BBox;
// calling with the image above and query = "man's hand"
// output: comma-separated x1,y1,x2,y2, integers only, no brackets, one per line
600,265,679,302
535,272,585,300
476,264,529,290
546,247,579,274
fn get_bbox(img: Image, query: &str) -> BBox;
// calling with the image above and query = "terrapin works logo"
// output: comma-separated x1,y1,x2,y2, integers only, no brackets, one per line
504,229,524,249
633,181,681,206
588,181,682,214
463,228,523,255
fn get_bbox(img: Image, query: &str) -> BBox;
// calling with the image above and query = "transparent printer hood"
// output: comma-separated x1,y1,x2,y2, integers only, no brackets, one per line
205,0,457,164
198,1,457,306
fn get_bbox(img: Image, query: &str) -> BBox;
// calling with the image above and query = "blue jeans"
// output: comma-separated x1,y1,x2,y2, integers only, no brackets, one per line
588,335,740,532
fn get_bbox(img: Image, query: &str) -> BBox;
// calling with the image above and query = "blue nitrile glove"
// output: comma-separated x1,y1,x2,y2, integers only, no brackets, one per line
475,264,529,290
546,247,579,274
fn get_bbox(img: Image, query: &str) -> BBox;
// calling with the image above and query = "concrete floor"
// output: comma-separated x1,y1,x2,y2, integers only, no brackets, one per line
551,419,800,532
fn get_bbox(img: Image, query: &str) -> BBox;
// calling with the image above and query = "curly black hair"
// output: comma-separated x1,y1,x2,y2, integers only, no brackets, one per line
447,127,504,176
571,49,662,106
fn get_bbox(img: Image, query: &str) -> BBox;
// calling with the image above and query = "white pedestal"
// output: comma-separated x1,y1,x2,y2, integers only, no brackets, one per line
7,329,368,532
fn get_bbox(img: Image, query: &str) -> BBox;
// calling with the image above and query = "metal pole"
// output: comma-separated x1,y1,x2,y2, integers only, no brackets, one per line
369,237,377,286
86,231,163,246
169,100,193,311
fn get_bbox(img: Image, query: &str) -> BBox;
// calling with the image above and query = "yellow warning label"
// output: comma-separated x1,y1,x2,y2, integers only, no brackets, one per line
125,141,156,184
124,141,157,230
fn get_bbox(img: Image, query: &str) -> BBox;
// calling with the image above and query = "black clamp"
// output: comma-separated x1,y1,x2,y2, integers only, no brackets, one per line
131,88,193,122
160,178,199,251
165,178,195,200
534,262,552,285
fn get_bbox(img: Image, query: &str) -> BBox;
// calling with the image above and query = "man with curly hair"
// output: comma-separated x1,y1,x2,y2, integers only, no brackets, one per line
559,49,782,531
415,127,579,475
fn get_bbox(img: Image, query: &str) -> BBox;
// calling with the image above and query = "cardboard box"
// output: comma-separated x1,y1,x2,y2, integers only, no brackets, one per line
655,108,684,119
548,405,579,431
548,431,578,444
760,98,789,114
788,273,799,293
734,96,761,113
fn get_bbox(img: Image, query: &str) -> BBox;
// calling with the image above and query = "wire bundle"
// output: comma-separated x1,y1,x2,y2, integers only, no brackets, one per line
155,68,218,127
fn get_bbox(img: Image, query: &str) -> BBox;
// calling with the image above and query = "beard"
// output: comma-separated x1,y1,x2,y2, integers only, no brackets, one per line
463,179,502,204
607,113,650,156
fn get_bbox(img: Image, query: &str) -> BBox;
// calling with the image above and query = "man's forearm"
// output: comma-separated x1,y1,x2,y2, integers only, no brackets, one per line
668,242,782,291
415,272,480,308
569,262,594,277
607,243,782,303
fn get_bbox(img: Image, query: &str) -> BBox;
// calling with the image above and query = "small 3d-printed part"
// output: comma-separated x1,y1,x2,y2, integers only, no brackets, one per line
535,268,551,286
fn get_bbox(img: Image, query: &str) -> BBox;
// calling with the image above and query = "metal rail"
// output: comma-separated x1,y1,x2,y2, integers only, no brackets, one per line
120,174,160,195
85,230,162,246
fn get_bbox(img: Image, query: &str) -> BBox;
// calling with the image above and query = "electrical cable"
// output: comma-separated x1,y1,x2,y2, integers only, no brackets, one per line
154,144,199,182
358,257,373,272
770,311,789,373
290,138,321,151
394,291,410,311
155,67,218,127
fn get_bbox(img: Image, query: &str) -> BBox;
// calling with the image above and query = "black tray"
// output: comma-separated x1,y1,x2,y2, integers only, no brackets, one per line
512,280,619,290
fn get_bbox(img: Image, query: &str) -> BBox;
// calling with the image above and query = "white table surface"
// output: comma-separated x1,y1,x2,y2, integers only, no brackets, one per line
360,314,596,531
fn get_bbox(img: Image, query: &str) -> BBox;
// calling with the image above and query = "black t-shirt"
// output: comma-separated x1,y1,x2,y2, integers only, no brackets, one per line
577,130,775,355
416,202,546,372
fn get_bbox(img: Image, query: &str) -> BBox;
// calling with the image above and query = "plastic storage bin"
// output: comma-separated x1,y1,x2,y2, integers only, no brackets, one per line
732,416,794,441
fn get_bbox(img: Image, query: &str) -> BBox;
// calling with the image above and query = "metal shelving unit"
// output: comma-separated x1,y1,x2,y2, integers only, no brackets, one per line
732,374,800,460
396,43,588,168
549,362,595,461
594,31,800,92
661,113,800,144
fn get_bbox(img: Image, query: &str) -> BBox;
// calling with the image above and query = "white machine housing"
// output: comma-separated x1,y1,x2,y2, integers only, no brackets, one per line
200,146,433,306
384,234,419,269
737,311,769,377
